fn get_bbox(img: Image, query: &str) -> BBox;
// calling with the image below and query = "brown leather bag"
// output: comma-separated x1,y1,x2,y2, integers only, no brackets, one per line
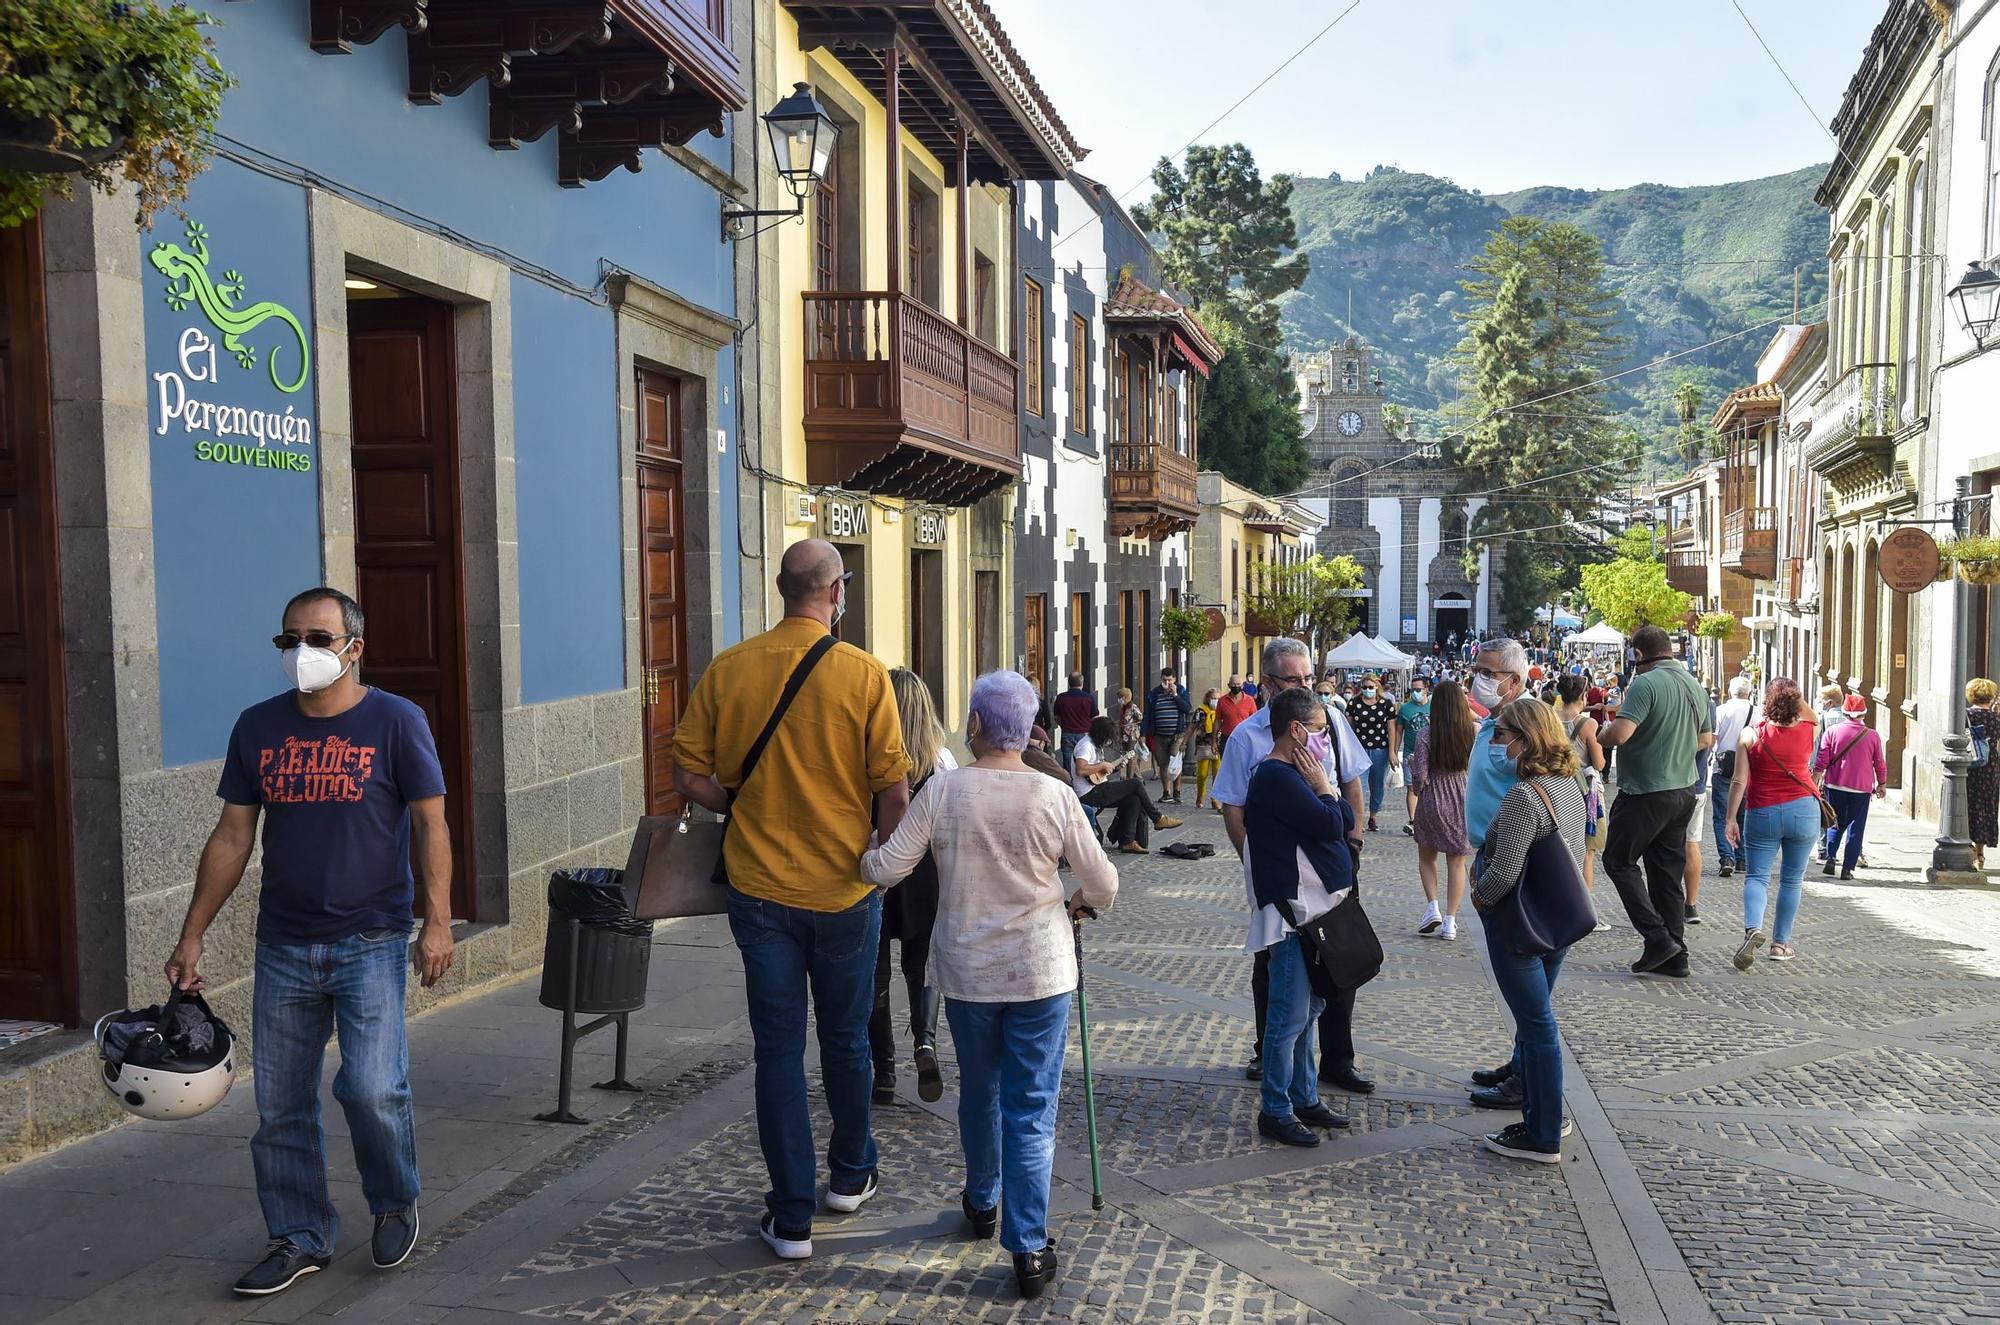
622,635,837,920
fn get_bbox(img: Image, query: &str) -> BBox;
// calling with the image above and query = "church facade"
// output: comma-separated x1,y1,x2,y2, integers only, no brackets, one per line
1294,338,1495,649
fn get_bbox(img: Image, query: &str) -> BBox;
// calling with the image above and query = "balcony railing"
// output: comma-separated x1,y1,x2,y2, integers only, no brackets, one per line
1721,505,1778,580
1667,548,1707,595
1108,441,1198,538
1806,362,1898,470
803,291,1020,505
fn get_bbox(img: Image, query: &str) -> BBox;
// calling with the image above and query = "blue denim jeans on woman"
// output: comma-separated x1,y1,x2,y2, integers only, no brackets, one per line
1259,934,1324,1119
1742,796,1821,943
946,992,1070,1255
727,886,882,1233
1365,748,1391,815
251,930,420,1258
1824,787,1872,873
1479,918,1567,1150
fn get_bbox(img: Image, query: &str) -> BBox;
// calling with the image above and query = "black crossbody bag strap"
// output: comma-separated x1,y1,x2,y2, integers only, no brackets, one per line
726,633,838,817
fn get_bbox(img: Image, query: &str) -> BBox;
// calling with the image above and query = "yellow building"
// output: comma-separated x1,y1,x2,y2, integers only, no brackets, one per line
748,1,1081,739
1189,471,1320,690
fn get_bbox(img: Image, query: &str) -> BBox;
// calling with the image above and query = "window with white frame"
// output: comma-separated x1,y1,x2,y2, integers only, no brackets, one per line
1904,157,1928,408
1873,200,1895,366
1987,56,2000,256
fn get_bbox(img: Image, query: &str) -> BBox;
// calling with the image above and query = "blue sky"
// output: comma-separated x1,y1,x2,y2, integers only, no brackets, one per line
998,0,1889,198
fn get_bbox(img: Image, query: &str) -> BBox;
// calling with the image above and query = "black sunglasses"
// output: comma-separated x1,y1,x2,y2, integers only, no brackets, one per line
272,631,356,652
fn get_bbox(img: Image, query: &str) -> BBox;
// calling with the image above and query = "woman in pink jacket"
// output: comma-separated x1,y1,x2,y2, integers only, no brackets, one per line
1814,693,1887,881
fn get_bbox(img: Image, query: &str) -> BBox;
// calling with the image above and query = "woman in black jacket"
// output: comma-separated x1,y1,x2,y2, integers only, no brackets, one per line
1244,687,1357,1147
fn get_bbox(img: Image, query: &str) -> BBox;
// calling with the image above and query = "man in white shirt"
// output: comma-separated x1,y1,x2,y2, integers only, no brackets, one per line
1212,638,1372,1093
1710,676,1757,877
1072,716,1181,852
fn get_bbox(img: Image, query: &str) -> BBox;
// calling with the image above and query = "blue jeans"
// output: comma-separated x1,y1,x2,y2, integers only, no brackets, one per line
1825,787,1872,872
946,993,1070,1255
1480,918,1567,1150
1059,730,1084,772
1712,774,1744,866
251,931,419,1258
1743,797,1821,943
1366,748,1390,815
727,886,881,1232
1259,935,1324,1119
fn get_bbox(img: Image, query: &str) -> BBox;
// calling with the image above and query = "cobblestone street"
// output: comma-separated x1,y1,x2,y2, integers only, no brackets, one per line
7,792,2000,1325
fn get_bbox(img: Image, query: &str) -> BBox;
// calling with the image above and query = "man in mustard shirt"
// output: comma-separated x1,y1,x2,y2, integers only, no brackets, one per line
674,539,912,1261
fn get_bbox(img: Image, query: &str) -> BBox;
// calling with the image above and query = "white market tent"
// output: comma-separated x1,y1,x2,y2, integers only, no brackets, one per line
1569,622,1626,649
1322,633,1415,675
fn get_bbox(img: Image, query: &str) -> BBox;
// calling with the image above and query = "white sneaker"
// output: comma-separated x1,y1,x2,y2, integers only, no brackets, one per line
1417,908,1443,935
1437,917,1457,941
1593,919,1612,933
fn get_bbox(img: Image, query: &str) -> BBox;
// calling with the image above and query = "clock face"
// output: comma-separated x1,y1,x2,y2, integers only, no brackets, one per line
1337,410,1365,437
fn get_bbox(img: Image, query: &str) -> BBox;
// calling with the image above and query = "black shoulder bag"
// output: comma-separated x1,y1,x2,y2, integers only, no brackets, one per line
1289,735,1384,992
1488,781,1596,957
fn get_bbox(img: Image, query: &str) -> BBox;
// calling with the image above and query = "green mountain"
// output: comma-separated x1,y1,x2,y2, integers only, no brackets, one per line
1280,163,1830,468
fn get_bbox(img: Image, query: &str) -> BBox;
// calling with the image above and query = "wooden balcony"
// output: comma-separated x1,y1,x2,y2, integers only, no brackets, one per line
1107,442,1198,539
802,291,1021,505
1667,548,1707,595
1721,505,1778,580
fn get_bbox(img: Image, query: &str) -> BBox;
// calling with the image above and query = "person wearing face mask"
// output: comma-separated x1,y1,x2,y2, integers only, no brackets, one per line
164,587,452,1296
1215,674,1257,750
1346,673,1397,833
1392,680,1432,834
1462,638,1530,853
1243,687,1359,1146
672,539,914,1261
1212,639,1374,1096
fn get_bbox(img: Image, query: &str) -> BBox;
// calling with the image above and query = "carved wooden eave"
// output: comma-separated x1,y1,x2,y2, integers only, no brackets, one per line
783,0,1085,183
1816,0,1940,207
309,0,746,189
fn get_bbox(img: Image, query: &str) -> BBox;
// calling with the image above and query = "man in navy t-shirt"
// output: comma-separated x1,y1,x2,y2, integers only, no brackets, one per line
164,587,452,1297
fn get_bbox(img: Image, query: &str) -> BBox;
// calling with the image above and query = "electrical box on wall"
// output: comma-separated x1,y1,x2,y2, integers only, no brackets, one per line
790,494,817,525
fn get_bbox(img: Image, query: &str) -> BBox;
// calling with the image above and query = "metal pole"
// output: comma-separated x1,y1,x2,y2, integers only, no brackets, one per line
1072,917,1103,1211
1930,475,1984,887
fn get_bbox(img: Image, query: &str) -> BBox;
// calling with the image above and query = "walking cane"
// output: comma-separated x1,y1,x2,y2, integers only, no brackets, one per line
1072,906,1104,1211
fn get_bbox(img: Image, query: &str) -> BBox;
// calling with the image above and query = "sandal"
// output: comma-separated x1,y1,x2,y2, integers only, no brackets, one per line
1768,943,1796,962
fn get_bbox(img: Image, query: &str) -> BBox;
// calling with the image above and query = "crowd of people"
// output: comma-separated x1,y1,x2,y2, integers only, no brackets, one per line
146,543,2000,1303
662,543,2000,1292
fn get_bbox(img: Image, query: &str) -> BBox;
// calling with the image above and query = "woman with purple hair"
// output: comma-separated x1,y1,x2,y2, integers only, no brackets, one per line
862,670,1118,1300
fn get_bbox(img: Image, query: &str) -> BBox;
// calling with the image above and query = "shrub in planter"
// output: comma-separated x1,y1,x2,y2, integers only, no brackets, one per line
0,0,231,228
1694,611,1739,641
1947,535,2000,586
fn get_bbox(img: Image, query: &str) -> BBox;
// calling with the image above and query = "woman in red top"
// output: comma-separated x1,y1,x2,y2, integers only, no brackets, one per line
1723,679,1821,969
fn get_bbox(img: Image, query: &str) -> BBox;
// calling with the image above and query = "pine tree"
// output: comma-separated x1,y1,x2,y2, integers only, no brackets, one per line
1136,144,1310,496
1450,219,1637,629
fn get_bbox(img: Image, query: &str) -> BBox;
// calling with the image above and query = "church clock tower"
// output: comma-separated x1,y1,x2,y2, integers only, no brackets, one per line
1294,337,1397,468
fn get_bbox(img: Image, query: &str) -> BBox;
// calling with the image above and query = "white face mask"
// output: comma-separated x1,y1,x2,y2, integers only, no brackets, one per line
282,640,356,694
1470,674,1504,708
831,581,847,628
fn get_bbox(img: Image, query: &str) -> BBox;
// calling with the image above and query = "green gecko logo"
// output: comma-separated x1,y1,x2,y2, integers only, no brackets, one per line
149,221,310,394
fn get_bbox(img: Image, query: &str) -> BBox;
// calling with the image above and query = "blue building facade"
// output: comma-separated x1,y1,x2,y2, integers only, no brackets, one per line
4,0,757,1098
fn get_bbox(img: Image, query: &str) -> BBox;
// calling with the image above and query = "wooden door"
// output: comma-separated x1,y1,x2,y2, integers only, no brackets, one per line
348,297,476,919
1022,592,1046,692
0,219,75,1024
636,369,688,816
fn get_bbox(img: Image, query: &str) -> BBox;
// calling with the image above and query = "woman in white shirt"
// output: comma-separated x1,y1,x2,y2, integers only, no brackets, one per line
862,671,1118,1301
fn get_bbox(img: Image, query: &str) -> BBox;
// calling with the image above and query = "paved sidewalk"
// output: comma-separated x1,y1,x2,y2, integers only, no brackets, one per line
5,790,2000,1324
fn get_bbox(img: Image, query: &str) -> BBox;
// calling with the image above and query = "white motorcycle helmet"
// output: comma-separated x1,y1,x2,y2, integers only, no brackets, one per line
94,987,236,1121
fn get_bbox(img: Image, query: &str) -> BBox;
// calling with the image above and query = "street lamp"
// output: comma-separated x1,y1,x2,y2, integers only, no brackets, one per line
1948,261,2000,351
1934,267,2000,886
722,82,838,240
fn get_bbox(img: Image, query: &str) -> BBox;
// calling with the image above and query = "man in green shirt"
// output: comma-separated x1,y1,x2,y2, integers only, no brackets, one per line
1598,625,1715,977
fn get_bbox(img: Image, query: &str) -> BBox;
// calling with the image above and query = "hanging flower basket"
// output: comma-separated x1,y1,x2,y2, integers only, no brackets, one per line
1694,611,1739,641
0,112,124,173
0,0,233,228
1961,558,2000,587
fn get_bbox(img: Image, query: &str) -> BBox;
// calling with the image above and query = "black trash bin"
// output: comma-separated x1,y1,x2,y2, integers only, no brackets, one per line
534,869,654,1125
541,868,653,1014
